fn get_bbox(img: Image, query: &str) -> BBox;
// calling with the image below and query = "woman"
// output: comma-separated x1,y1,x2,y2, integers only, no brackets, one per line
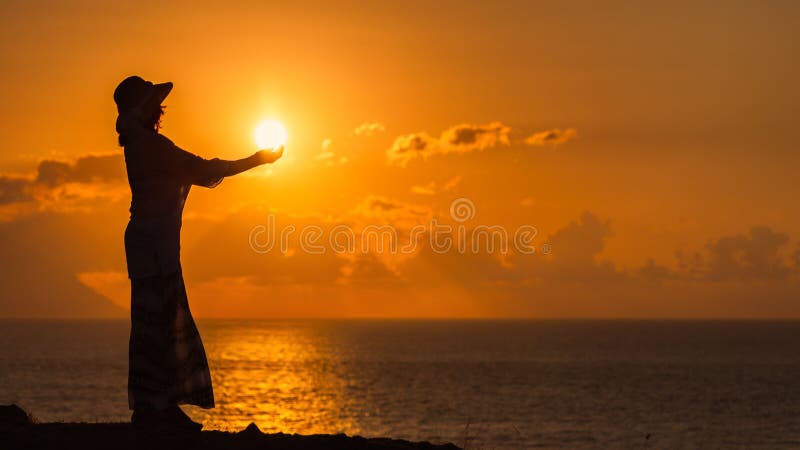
113,76,283,432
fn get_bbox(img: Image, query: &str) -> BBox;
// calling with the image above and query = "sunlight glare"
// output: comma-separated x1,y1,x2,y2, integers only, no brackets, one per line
254,119,288,150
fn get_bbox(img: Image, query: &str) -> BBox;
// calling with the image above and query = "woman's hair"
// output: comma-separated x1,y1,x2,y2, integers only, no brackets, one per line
118,105,166,147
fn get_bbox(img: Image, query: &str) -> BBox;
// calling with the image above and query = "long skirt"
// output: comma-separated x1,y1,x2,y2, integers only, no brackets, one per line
128,268,214,410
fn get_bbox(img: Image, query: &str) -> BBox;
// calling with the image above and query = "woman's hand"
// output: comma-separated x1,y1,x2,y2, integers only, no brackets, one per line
254,146,284,165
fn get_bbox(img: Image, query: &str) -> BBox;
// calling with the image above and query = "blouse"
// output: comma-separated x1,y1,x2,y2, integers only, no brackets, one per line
122,125,230,279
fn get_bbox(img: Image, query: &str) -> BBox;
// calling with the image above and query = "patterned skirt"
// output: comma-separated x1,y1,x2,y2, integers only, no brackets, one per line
128,267,214,410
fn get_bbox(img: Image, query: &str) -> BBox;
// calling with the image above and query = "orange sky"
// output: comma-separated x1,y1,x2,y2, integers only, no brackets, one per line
1,1,799,318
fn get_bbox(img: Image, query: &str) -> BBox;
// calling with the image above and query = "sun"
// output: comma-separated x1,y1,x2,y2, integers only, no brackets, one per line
254,119,287,150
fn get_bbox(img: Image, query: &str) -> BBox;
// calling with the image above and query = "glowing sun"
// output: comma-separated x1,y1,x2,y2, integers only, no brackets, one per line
254,119,287,150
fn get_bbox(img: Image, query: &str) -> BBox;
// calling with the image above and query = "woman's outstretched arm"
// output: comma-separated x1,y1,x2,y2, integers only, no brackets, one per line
159,134,284,187
217,147,285,178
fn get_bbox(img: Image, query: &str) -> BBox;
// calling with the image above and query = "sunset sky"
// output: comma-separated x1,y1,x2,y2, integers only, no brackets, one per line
1,0,798,318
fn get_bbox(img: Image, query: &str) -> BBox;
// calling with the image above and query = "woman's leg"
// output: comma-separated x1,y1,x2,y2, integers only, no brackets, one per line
169,268,214,409
129,274,173,412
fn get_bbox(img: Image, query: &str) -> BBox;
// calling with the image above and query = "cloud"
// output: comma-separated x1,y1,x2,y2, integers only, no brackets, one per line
637,258,677,282
0,153,125,205
410,176,463,196
339,253,401,286
0,153,127,220
410,182,436,196
36,153,125,186
315,138,348,166
702,226,792,281
353,122,386,137
386,132,438,167
316,138,335,160
509,211,623,285
524,128,577,147
387,122,511,166
182,209,349,287
641,226,797,283
400,233,517,288
350,195,431,226
441,122,511,149
443,175,462,192
548,212,611,266
0,176,32,204
179,196,433,290
180,203,433,293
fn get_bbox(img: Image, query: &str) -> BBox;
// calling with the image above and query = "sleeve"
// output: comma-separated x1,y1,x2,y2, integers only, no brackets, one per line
157,135,230,188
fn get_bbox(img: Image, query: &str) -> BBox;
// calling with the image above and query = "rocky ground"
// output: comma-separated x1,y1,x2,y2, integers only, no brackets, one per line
0,404,462,450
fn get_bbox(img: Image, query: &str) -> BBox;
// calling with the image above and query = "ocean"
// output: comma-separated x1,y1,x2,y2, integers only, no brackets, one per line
1,319,799,449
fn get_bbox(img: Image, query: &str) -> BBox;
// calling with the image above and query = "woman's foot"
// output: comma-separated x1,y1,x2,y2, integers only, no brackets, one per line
165,405,203,432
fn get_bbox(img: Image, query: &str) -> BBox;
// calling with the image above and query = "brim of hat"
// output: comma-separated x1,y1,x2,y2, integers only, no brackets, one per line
151,82,173,104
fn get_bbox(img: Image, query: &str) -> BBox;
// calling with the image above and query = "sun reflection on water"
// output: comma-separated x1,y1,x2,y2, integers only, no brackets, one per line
185,321,359,434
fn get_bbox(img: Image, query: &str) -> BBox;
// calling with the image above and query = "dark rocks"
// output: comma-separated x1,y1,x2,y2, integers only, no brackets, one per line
241,422,262,437
0,404,31,428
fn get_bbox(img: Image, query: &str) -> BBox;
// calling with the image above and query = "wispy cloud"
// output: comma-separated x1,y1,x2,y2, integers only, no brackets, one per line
410,176,462,196
410,182,436,196
315,138,348,166
443,175,462,192
524,128,577,147
354,121,386,137
316,138,335,160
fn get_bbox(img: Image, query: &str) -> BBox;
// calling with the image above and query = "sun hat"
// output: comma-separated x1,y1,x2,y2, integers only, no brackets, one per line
113,75,173,114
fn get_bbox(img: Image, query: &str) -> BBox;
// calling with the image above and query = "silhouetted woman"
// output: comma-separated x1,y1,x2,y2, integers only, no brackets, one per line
113,76,282,432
